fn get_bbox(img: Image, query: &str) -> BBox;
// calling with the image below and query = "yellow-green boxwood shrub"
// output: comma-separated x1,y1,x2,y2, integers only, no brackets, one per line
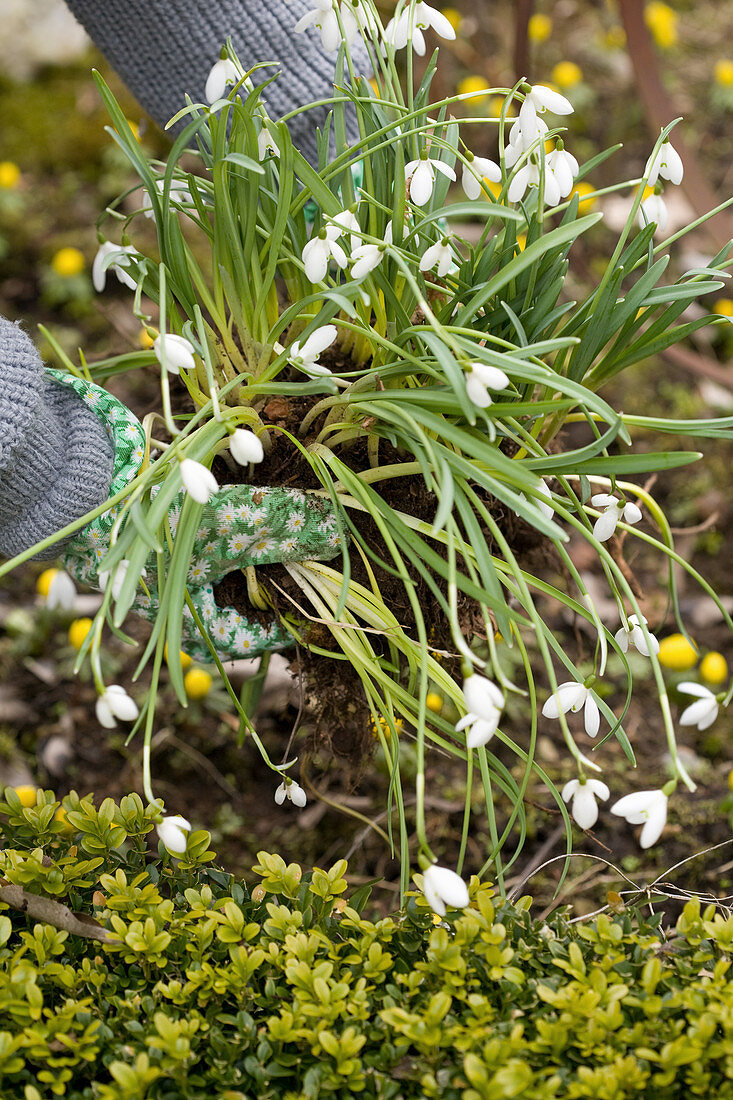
1,789,733,1098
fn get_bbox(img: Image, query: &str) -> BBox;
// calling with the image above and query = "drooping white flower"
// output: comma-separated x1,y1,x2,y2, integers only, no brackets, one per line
645,140,684,187
419,239,454,277
274,779,307,808
546,145,580,198
611,788,668,849
329,208,361,253
142,179,189,219
351,244,383,279
257,127,279,160
154,333,197,375
404,156,456,207
45,570,76,610
294,0,361,53
384,1,456,55
157,814,192,855
422,863,469,916
98,558,135,602
456,710,501,749
677,682,719,730
508,159,562,207
519,83,574,138
637,193,668,232
542,681,601,738
504,115,549,168
462,674,505,725
562,778,610,829
92,241,138,293
205,58,240,104
229,429,264,465
590,493,642,542
614,613,659,658
517,477,555,521
464,362,510,408
179,459,219,504
302,227,349,283
462,156,502,200
96,684,139,730
288,324,338,377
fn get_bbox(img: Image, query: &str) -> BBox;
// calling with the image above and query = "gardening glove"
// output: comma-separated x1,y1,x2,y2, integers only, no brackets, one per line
50,368,342,663
63,0,371,168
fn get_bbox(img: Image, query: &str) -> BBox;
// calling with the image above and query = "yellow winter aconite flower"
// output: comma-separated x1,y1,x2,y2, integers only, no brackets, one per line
644,2,678,49
700,651,728,685
426,692,444,714
715,59,733,87
68,617,93,649
713,298,733,317
139,328,155,349
54,806,74,833
0,161,21,189
164,643,193,670
440,7,462,33
36,568,59,598
51,247,85,278
657,633,698,671
14,785,37,808
551,61,582,89
457,75,491,103
528,13,552,43
184,668,213,699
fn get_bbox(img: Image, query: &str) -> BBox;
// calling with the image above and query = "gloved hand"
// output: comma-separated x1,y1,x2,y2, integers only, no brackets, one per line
50,368,342,663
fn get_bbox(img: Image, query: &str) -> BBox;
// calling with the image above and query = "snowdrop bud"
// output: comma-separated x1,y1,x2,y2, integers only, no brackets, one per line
157,814,192,855
154,333,196,375
462,673,505,723
95,684,139,729
422,863,470,917
45,570,76,610
229,429,265,465
205,58,239,104
179,459,219,504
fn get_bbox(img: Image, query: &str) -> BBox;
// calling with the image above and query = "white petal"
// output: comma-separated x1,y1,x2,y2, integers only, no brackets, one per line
298,325,338,361
302,238,329,283
432,159,456,181
179,459,219,504
229,429,264,465
530,84,574,115
471,363,510,391
205,58,239,104
622,501,642,525
614,626,630,653
507,165,531,204
329,241,348,270
542,681,586,718
106,685,139,722
677,682,714,699
611,790,661,819
465,714,499,748
423,6,456,40
465,374,490,407
679,698,717,728
639,798,667,848
590,493,617,507
562,779,580,802
572,786,599,829
583,694,600,738
154,333,196,375
423,864,469,911
661,141,684,184
289,781,307,808
593,507,620,542
95,697,116,729
419,242,442,272
409,161,434,206
274,783,287,806
46,570,76,610
463,674,504,722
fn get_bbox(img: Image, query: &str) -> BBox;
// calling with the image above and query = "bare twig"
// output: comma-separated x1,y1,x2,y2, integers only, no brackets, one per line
0,880,117,944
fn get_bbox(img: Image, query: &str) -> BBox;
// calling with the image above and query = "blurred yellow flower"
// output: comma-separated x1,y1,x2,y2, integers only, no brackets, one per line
644,2,678,49
516,234,527,252
458,74,491,103
0,161,21,189
68,617,93,649
51,247,85,278
528,13,552,43
126,119,141,142
14,785,37,808
426,692,444,714
371,714,404,739
490,95,515,120
139,328,155,349
184,668,213,699
715,59,733,87
36,568,59,598
441,7,463,33
714,298,733,317
165,643,193,670
605,25,626,49
54,805,74,833
658,633,698,671
700,652,728,685
552,61,583,89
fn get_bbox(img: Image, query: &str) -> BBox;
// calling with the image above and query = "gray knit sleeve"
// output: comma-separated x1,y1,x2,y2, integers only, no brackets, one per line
0,319,115,561
64,0,371,165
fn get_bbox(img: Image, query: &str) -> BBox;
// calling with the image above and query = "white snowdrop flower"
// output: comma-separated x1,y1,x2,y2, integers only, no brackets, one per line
542,681,601,738
98,558,132,602
351,244,383,279
257,127,279,160
384,1,456,56
295,0,361,53
508,160,561,206
153,333,197,375
614,613,659,658
611,789,668,849
462,156,502,200
519,83,574,137
677,682,720,730
45,570,76,610
229,429,264,465
590,493,642,542
302,227,348,283
92,241,138,293
637,193,668,232
456,711,500,749
464,362,510,408
419,239,454,277
546,145,579,198
504,115,549,168
96,684,139,730
462,673,505,725
288,324,338,377
645,140,684,187
404,156,456,207
562,778,610,829
422,863,470,917
142,179,189,218
205,58,240,104
156,814,192,855
522,477,554,521
329,208,361,252
274,779,307,808
179,459,219,504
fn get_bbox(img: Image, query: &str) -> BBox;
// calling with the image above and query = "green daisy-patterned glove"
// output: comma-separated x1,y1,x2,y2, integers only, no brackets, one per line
48,369,341,663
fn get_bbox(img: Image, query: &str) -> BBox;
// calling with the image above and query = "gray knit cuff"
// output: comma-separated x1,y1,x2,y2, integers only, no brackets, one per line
64,0,371,166
0,319,115,561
